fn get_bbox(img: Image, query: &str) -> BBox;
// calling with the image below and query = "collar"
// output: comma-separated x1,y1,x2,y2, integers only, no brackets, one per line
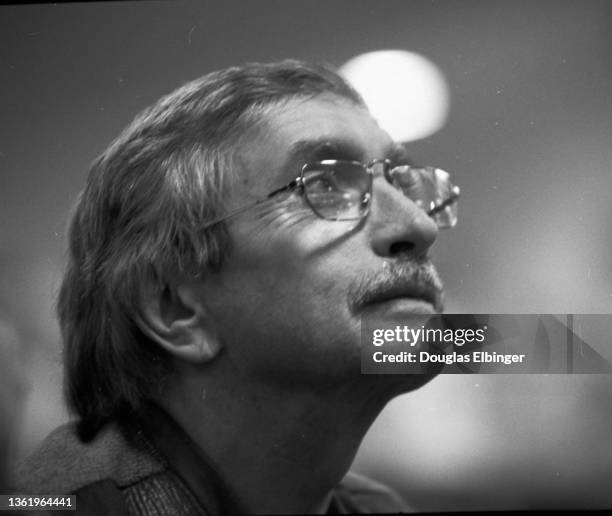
137,403,248,516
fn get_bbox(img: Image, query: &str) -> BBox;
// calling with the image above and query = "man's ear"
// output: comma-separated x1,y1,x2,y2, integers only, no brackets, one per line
136,280,222,364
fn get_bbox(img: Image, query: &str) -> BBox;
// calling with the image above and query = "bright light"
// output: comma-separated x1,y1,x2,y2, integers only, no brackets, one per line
339,50,450,142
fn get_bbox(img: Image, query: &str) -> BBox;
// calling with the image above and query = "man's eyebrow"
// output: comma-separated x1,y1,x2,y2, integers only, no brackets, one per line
282,139,413,172
286,139,366,166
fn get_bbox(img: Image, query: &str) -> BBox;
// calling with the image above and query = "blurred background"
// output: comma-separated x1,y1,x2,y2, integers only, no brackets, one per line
1,0,611,510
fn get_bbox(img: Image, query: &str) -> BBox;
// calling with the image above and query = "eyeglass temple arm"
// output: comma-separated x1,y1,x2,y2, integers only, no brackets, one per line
426,186,460,217
199,180,301,230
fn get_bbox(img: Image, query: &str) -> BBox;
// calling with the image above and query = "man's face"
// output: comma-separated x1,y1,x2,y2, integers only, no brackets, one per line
199,94,443,391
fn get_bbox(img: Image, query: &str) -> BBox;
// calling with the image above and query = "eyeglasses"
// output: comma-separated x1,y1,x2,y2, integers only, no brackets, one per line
200,159,460,230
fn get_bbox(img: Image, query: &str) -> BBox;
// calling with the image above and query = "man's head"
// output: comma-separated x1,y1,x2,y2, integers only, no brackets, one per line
59,60,446,439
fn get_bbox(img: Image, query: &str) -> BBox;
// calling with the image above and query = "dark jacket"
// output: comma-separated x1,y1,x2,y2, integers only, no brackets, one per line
17,411,410,515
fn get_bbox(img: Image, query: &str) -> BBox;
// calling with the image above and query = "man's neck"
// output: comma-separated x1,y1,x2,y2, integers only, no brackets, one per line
157,371,396,515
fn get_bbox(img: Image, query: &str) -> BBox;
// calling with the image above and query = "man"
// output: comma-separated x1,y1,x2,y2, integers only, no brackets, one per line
18,60,458,514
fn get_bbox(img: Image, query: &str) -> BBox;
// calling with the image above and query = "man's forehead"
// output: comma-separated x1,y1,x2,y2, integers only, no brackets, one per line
272,97,392,153
274,98,398,161
236,96,401,192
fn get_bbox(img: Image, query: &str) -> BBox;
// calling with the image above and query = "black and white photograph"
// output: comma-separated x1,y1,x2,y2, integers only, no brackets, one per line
2,0,611,513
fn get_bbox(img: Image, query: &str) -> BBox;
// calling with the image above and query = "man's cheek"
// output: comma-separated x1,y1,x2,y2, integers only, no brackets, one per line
297,220,361,255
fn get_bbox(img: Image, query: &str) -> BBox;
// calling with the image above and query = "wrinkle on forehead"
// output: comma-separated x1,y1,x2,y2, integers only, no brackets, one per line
234,95,393,194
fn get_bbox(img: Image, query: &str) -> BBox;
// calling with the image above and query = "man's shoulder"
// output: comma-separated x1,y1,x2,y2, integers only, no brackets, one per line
16,421,165,494
334,470,413,513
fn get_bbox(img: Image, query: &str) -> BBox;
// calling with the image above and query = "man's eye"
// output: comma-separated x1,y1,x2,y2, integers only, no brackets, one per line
303,170,341,193
302,169,364,218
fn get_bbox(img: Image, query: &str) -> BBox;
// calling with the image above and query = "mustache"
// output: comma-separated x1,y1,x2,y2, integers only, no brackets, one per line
348,258,444,313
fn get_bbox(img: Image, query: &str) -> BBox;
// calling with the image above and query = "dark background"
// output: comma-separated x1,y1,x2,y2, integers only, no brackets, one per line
1,0,611,510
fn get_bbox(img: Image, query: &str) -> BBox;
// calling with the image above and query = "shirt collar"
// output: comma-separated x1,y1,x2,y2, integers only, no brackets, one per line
137,402,248,516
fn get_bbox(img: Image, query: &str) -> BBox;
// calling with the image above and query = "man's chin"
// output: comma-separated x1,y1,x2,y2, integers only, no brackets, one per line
384,363,444,396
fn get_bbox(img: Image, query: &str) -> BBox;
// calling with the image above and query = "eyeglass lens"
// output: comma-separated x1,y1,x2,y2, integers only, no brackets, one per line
389,166,458,228
301,161,458,227
301,161,372,220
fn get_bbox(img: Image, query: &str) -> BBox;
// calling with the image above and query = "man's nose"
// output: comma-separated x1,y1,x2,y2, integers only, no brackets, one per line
367,177,439,258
